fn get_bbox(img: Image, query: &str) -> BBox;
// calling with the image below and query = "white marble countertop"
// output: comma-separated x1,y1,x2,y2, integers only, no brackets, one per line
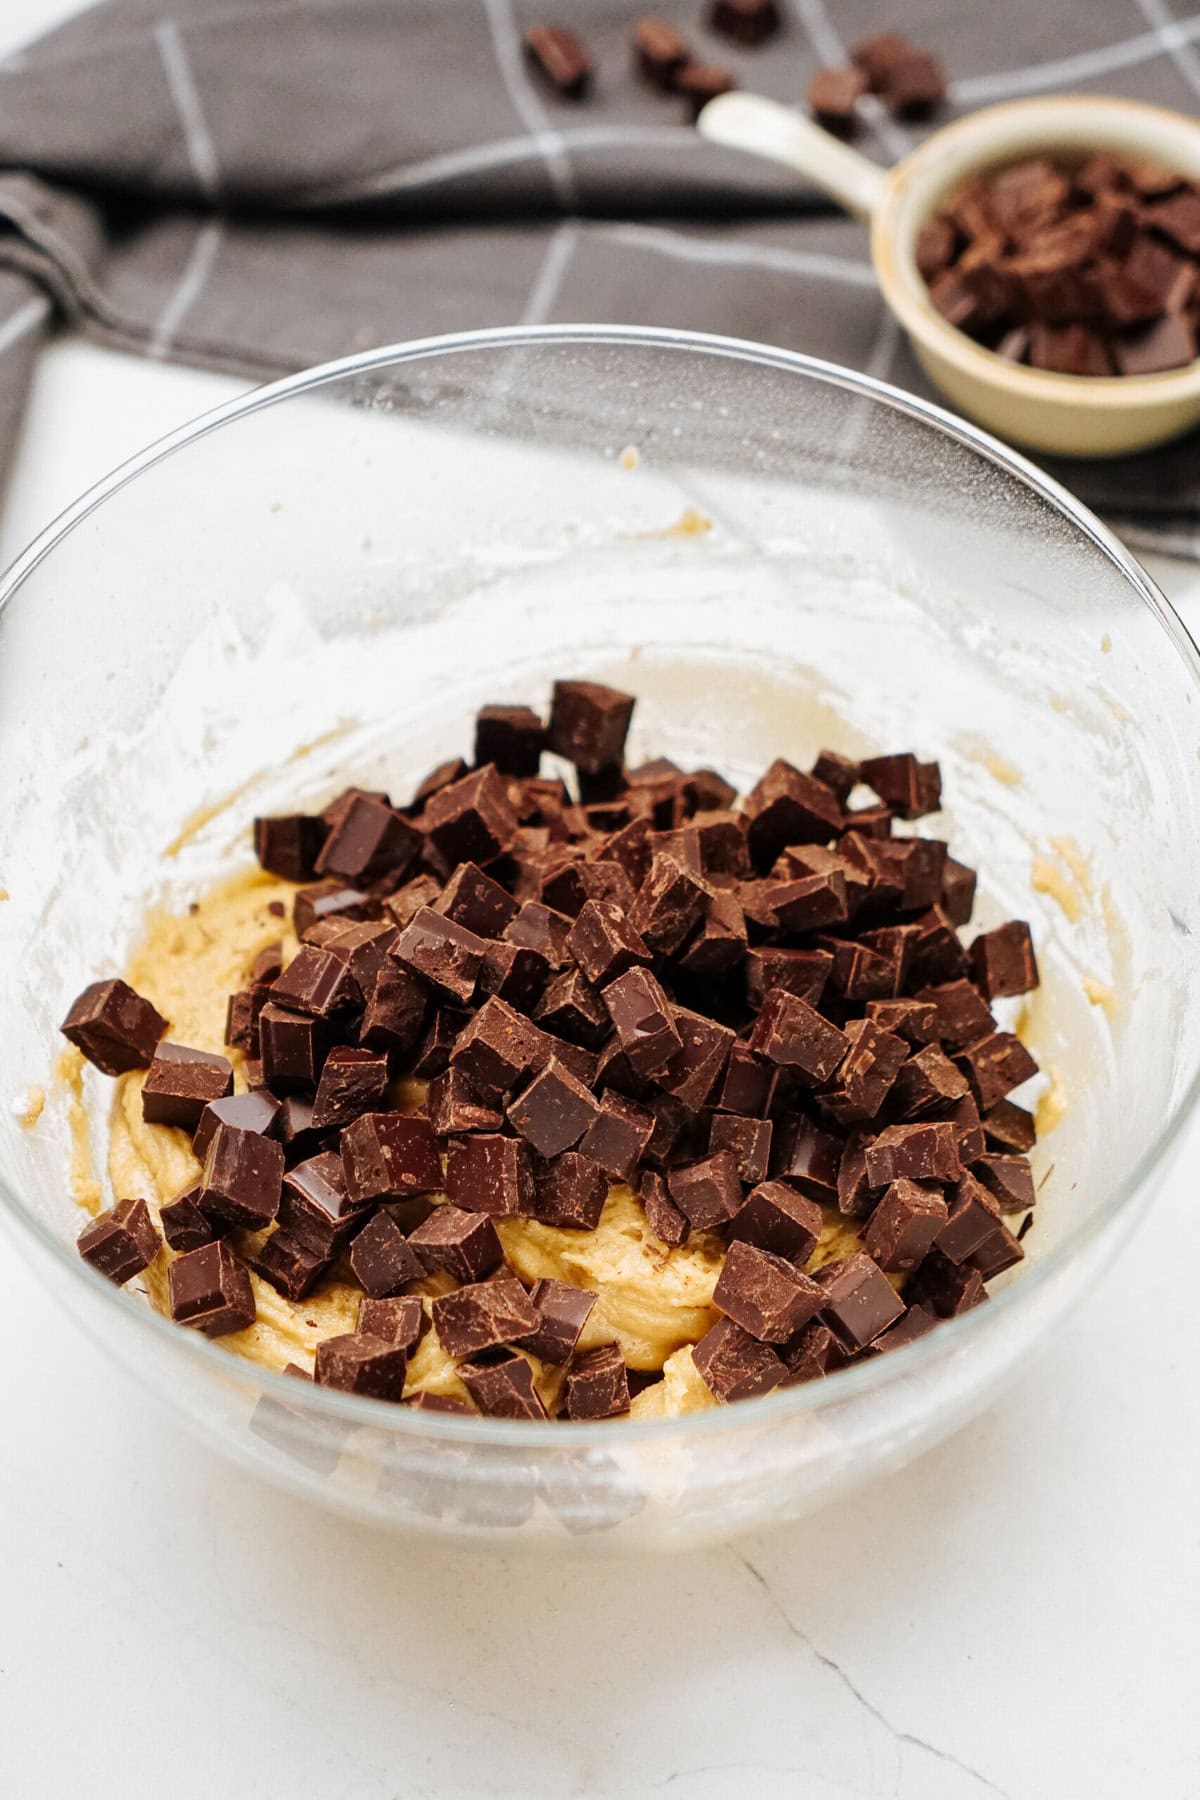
2,9,1199,1796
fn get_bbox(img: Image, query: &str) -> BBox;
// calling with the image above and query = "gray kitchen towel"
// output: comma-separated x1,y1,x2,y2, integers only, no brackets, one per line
1,0,1199,554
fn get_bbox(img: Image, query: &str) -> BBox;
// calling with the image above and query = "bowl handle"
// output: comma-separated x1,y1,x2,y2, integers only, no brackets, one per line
697,91,888,223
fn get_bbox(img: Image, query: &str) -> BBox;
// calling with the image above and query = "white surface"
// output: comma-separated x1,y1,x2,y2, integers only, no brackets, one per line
2,5,1199,1790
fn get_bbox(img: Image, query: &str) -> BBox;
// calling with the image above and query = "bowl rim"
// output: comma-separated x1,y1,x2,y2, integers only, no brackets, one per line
3,320,1199,1448
875,95,1200,409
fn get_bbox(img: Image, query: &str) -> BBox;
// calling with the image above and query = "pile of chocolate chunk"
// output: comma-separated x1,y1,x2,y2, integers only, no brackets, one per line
65,679,1041,1418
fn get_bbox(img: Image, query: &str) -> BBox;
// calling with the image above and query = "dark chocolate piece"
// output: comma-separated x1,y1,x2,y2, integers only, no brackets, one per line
956,1031,1039,1112
709,0,779,46
460,1349,547,1419
632,15,689,87
258,1003,327,1092
253,813,326,882
714,1239,824,1343
431,1277,541,1358
566,898,651,988
348,1208,424,1297
359,1294,427,1352
983,1099,1037,1154
749,988,848,1084
391,905,487,1005
293,882,370,938
668,1150,743,1230
867,998,939,1046
270,945,361,1019
474,704,545,777
970,921,1039,1000
160,1187,215,1253
446,1132,536,1217
193,1090,280,1161
450,996,546,1102
408,1204,503,1282
504,900,573,969
77,1197,160,1285
628,853,711,956
61,978,167,1075
935,1171,1003,1264
201,1119,285,1230
435,861,520,940
601,966,683,1079
714,1045,777,1117
836,1130,872,1218
709,1113,773,1185
771,1114,841,1205
660,1007,735,1110
578,1093,655,1181
692,1317,785,1401
384,873,444,930
907,1247,987,1317
168,1240,256,1336
675,61,736,118
968,1218,1026,1279
973,1152,1037,1214
547,680,635,775
427,1066,504,1135
861,753,941,819
359,962,428,1054
676,888,748,979
423,766,518,868
411,1006,472,1079
316,793,420,886
807,65,867,133
869,1302,940,1355
565,1344,631,1420
742,759,843,867
278,1151,359,1256
478,940,550,1013
142,1042,234,1129
410,758,468,810
864,1178,949,1272
639,1169,690,1247
889,1043,970,1119
821,1018,906,1124
535,966,610,1048
507,1057,600,1158
251,1230,330,1301
516,1279,597,1363
340,1111,444,1203
916,979,995,1049
729,1180,822,1264
534,1150,609,1230
405,1391,474,1415
315,1332,407,1401
865,1120,961,1187
780,1317,838,1385
523,24,591,98
817,1251,904,1349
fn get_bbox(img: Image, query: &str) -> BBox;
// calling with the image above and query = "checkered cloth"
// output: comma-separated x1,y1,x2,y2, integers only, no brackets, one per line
2,0,1199,555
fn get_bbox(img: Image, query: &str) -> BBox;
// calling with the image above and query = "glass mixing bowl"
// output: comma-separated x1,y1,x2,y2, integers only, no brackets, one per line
1,326,1198,1553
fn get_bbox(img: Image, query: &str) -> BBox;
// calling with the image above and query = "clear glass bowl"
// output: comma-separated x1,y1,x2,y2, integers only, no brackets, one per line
1,326,1198,1554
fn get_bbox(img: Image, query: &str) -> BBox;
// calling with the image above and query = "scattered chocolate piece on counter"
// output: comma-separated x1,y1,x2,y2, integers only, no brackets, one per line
169,1240,256,1336
409,1204,503,1283
675,60,736,119
141,1042,234,1129
461,1349,547,1419
517,1279,597,1363
693,1316,785,1401
710,0,780,46
565,1344,632,1419
524,24,592,99
806,65,867,135
61,978,167,1075
633,16,690,88
77,1197,160,1285
431,1278,541,1359
315,1333,408,1401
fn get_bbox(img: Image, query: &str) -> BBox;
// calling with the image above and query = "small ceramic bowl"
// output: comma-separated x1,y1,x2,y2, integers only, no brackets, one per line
699,91,1200,457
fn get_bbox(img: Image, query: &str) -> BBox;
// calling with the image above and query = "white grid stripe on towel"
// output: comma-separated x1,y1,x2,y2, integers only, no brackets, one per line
1133,0,1200,98
155,19,221,201
482,0,578,210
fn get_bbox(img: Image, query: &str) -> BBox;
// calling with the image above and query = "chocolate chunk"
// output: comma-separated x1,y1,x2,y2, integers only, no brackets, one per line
817,1251,904,1349
307,1046,388,1132
547,680,635,775
323,786,391,831
916,217,958,284
907,904,968,987
159,1187,215,1253
517,1279,598,1362
864,1178,949,1272
224,990,258,1055
270,944,361,1019
628,852,710,956
601,966,683,1078
383,873,444,930
409,758,468,811
249,941,284,986
565,1344,631,1420
861,754,941,820
410,1006,471,1079
643,1093,692,1168
405,1391,474,1415
763,865,849,933
314,1333,407,1401
768,1115,837,1205
435,861,520,940
319,920,399,994
424,766,518,868
709,0,779,45
865,1120,961,1187
745,947,832,1009
974,1152,1037,1214
534,1150,609,1229
566,898,651,988
432,1277,541,1358
821,1019,907,1124
169,1240,256,1336
348,1208,423,1298
709,1113,773,1185
888,1043,970,1119
316,794,419,886
693,1317,785,1402
884,47,945,118
807,64,867,133
391,905,487,1004
916,979,995,1049
278,1151,359,1256
632,15,689,87
504,900,573,969
742,760,843,868
750,988,848,1084
780,1317,838,1384
835,1130,872,1218
935,1171,1002,1264
460,1349,547,1419
524,24,591,98
251,1230,330,1301
869,1302,940,1355
639,1168,690,1246
668,1150,743,1230
507,1057,599,1158
729,1179,822,1264
446,1132,536,1217
970,921,1039,1000
948,1095,986,1166
408,1203,503,1282
715,1045,777,1117
677,889,748,980
258,1003,327,1092
359,1294,427,1352
77,1197,160,1285
341,1111,443,1203
866,998,939,1047
427,1066,504,1135
292,882,370,938
940,856,977,926
61,978,167,1075
474,704,545,777
968,1216,1026,1278
578,1093,655,1181
200,1118,285,1230
193,1090,280,1161
908,1247,987,1317
956,1031,1039,1112
983,1099,1036,1154
660,1007,735,1109
714,1239,824,1344
276,1095,321,1163
253,813,326,883
535,966,610,1048
359,963,428,1054
675,60,736,118
478,940,549,1013
142,1042,234,1129
450,997,544,1103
